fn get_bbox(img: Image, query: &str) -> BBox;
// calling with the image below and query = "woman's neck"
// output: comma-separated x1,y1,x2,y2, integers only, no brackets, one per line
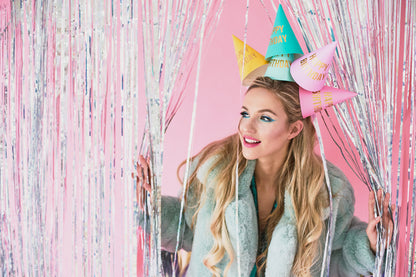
254,157,285,189
254,143,289,189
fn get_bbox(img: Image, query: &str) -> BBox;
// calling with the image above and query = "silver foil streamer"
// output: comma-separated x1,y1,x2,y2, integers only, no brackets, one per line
140,0,223,275
1,0,143,275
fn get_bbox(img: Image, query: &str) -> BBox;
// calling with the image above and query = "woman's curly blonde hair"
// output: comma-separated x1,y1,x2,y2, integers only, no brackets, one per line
178,77,329,276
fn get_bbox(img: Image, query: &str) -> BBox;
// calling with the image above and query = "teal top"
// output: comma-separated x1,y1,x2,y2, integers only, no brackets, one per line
250,176,277,277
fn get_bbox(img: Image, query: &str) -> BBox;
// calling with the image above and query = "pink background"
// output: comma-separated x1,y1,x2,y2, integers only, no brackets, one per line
155,1,369,221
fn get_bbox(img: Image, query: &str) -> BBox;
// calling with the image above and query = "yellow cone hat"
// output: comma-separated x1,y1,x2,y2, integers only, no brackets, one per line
232,35,268,86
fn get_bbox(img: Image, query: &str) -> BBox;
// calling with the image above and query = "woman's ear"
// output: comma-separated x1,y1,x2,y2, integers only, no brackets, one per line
288,120,304,139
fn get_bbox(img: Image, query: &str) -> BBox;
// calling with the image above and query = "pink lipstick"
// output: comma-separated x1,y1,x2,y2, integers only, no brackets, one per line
243,136,261,148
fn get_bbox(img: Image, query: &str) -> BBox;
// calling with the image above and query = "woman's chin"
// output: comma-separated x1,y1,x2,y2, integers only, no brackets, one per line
241,151,257,161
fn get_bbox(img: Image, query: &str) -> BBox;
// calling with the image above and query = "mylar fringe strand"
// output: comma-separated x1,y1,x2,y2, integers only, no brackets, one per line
139,0,223,275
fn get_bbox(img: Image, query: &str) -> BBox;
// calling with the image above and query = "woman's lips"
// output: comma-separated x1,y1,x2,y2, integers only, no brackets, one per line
243,136,261,148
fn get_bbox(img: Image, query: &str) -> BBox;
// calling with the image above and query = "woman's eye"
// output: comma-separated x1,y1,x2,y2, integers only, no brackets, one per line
260,115,275,122
240,111,249,118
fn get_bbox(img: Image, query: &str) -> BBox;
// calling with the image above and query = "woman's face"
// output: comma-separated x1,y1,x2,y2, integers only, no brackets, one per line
238,87,294,162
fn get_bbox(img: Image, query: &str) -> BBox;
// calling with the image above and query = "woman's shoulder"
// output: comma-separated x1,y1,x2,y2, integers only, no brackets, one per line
195,155,222,183
326,161,354,199
321,161,356,224
191,134,239,181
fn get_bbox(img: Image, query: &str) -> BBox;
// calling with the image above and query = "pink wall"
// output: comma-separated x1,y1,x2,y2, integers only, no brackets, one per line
160,1,369,221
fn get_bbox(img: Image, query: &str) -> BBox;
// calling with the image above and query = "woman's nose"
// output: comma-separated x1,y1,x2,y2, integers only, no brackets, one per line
239,118,256,133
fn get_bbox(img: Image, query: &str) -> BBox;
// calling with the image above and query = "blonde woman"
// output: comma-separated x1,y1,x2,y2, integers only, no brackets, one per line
135,77,393,277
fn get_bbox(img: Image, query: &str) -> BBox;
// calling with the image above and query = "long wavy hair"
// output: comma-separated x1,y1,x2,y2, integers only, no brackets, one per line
178,77,328,276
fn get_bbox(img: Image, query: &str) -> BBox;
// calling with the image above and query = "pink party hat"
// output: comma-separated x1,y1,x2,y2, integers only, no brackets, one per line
290,41,337,91
299,86,357,118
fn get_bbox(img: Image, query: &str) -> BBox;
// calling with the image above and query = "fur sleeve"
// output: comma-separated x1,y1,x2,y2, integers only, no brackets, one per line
137,157,203,253
327,164,375,276
137,196,194,252
160,196,195,252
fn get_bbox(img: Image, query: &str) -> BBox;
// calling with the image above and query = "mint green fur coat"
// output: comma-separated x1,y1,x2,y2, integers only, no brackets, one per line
153,157,375,276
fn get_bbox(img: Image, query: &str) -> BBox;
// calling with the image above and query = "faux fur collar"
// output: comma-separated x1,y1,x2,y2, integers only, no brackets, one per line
194,156,338,276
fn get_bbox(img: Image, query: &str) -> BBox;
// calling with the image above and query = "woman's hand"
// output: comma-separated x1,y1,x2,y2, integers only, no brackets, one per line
366,189,395,254
132,155,152,210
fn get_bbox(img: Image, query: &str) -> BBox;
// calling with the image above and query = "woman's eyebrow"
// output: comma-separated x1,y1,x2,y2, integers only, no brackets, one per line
257,109,277,116
241,106,277,116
